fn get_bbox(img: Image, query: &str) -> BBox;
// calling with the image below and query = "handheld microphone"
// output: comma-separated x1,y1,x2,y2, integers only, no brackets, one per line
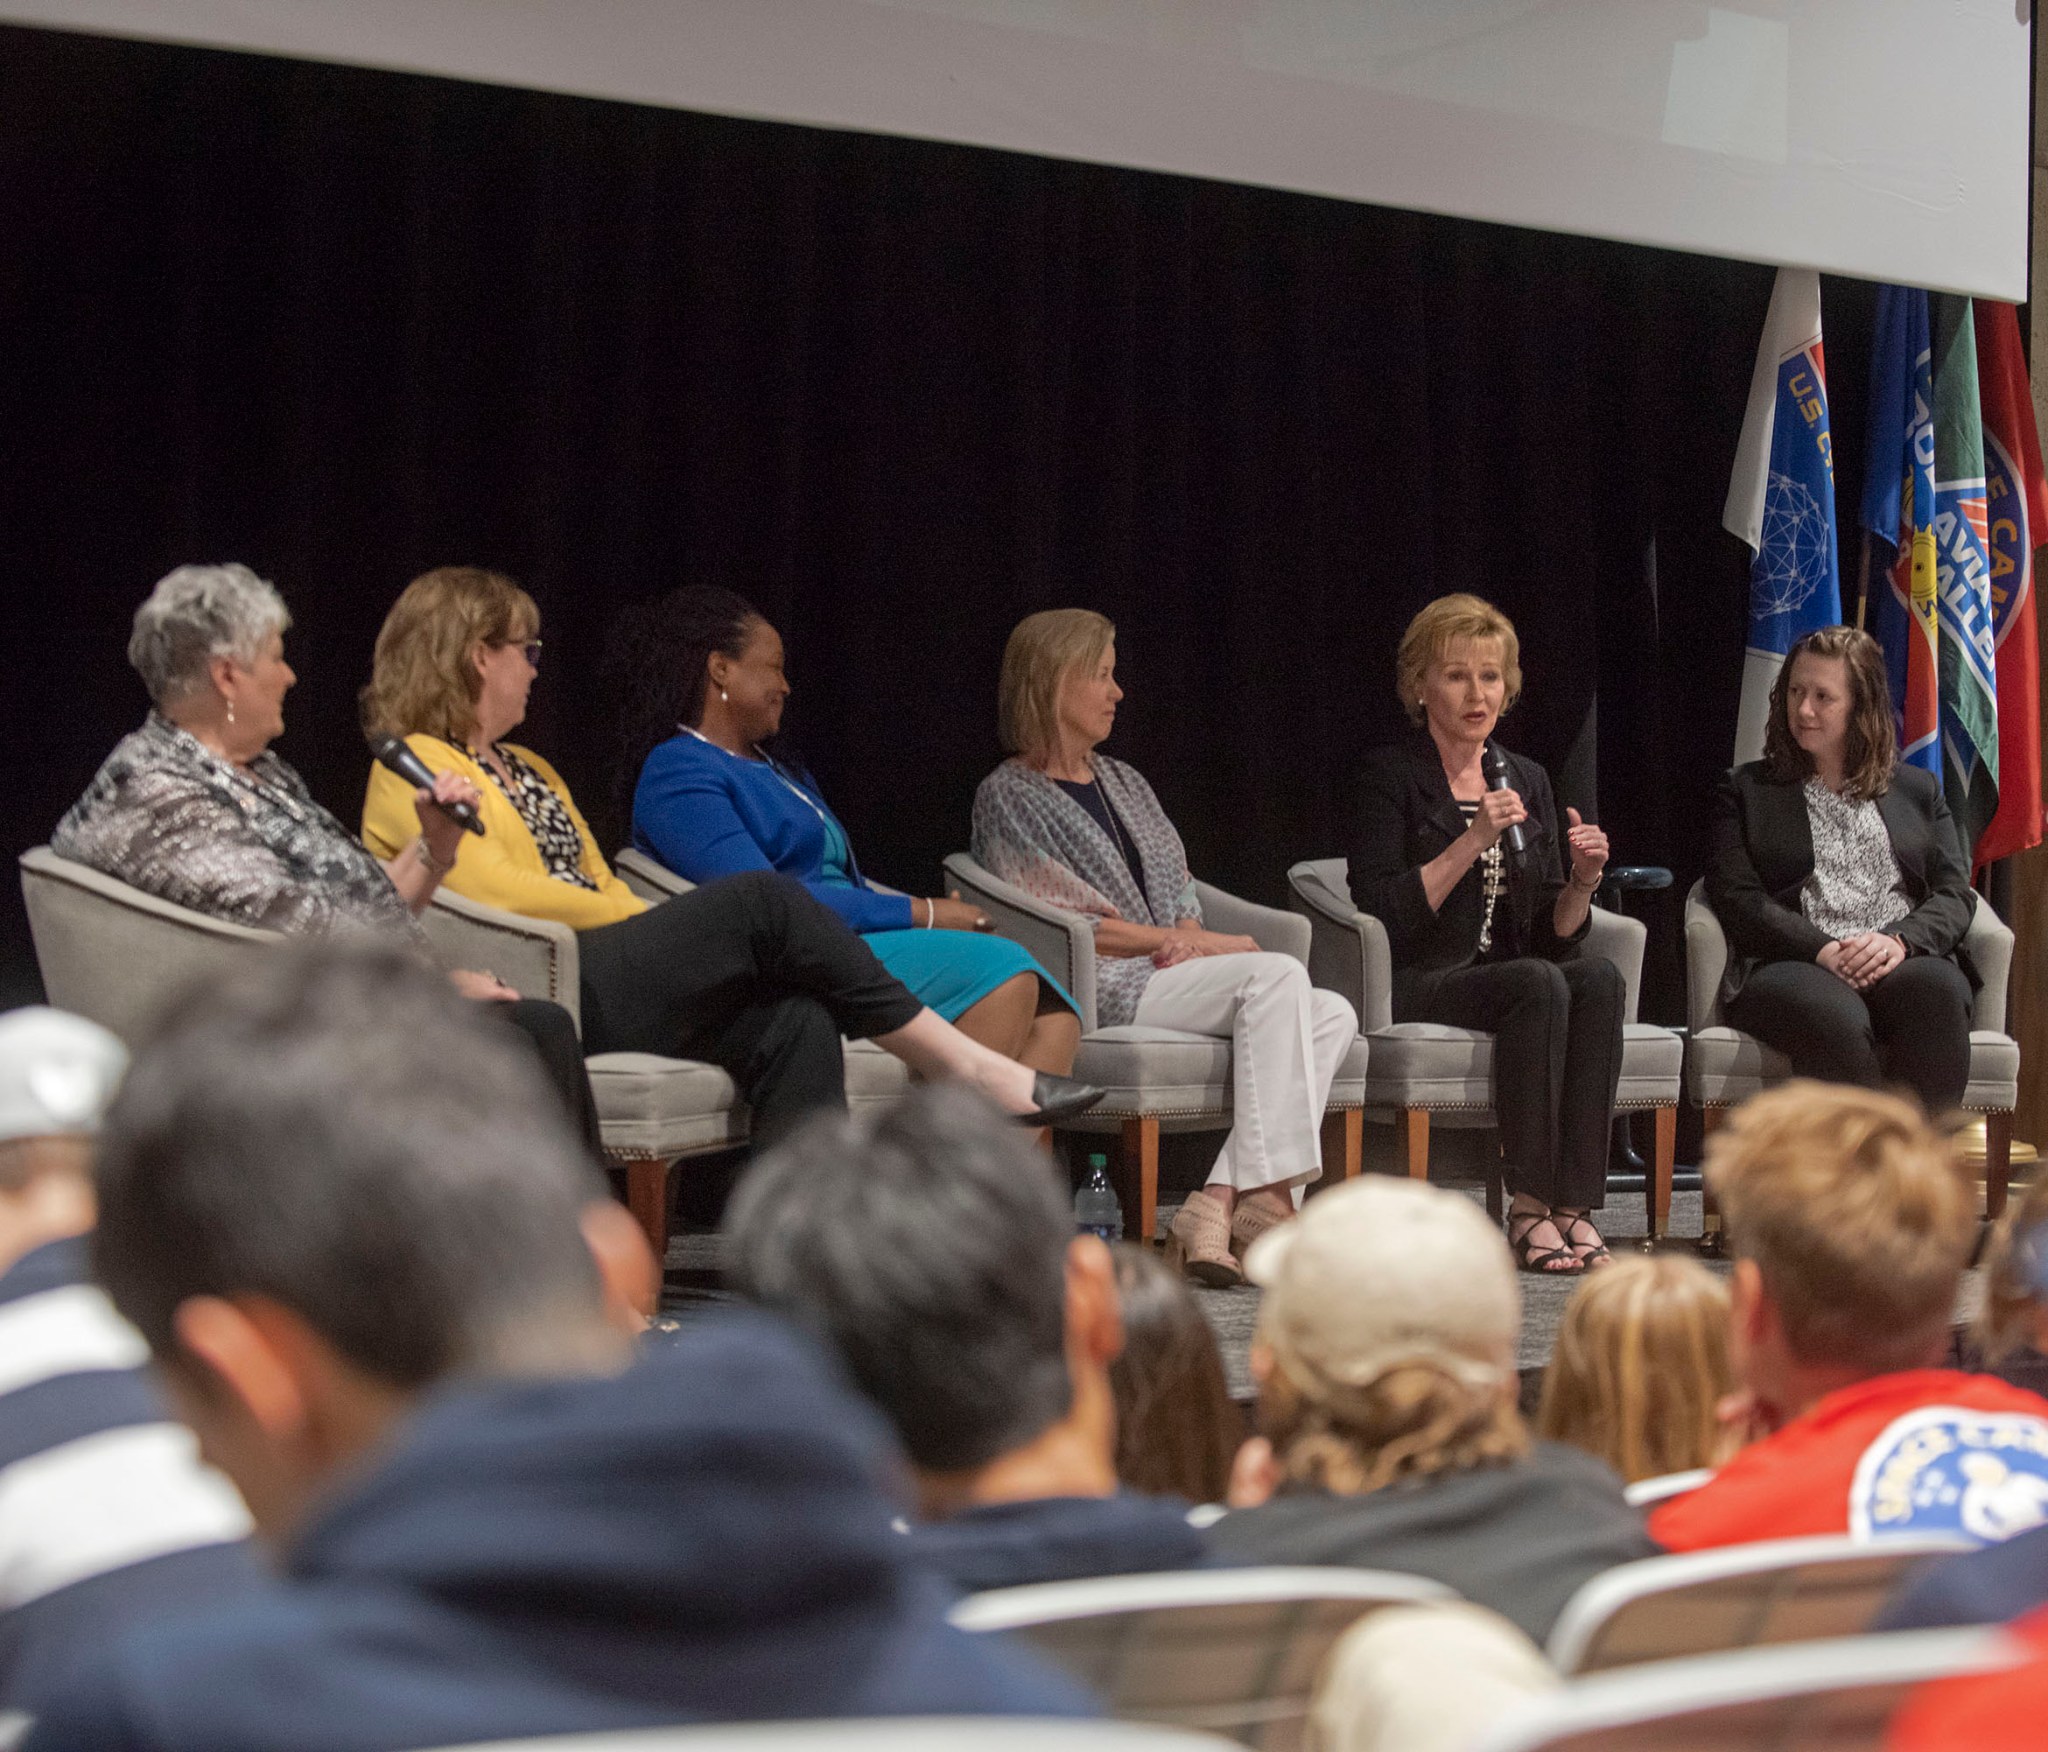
1480,744,1528,864
368,734,485,836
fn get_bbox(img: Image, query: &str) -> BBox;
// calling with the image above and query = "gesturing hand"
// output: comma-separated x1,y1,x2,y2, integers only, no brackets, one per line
1564,807,1608,885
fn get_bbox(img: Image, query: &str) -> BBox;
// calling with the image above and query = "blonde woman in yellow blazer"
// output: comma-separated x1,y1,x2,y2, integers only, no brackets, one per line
358,568,1103,1148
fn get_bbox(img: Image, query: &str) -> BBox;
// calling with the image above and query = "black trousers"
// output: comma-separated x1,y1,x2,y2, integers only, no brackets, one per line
575,871,925,1149
1725,954,1974,1115
1394,955,1625,1210
494,997,603,1157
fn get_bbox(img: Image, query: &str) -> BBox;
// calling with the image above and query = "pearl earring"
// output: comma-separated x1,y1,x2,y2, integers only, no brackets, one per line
225,698,236,726
719,688,728,704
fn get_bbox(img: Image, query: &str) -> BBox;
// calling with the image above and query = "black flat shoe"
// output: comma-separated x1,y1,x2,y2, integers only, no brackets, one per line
1016,1071,1106,1127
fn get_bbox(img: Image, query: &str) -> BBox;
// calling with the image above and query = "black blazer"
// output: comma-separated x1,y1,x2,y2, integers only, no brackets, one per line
1347,731,1587,977
1704,760,1977,1008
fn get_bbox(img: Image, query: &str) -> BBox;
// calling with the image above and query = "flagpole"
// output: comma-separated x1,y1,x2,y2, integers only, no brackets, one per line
1855,530,1870,630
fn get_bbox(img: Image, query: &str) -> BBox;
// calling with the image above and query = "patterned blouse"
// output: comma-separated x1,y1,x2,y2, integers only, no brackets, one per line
52,712,421,941
475,743,597,892
1799,776,1912,941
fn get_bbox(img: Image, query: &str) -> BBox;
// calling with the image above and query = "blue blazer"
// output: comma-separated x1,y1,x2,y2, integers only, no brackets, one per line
631,733,915,935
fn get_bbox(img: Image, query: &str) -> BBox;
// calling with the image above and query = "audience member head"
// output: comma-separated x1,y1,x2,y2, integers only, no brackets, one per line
1536,1255,1735,1483
726,1084,1122,1517
1246,1178,1526,1496
1972,1171,2048,1369
1707,1080,1973,1428
998,608,1117,766
1762,624,1896,799
1395,593,1522,729
1108,1244,1240,1504
0,1007,128,1274
93,942,647,1542
360,565,540,747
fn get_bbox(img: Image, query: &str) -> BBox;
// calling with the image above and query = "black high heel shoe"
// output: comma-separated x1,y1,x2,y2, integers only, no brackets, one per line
1015,1072,1106,1127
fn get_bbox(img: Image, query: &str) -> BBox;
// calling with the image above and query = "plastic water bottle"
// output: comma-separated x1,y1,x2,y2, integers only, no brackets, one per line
1074,1153,1123,1243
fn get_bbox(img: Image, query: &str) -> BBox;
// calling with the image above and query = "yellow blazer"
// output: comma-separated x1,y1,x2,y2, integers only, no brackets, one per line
361,734,646,931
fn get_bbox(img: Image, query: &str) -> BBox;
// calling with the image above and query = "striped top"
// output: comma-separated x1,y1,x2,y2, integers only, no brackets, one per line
0,1238,258,1715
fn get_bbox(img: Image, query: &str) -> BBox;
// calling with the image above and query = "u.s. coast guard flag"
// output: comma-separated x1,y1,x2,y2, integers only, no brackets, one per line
1862,285,1940,777
1724,267,1841,765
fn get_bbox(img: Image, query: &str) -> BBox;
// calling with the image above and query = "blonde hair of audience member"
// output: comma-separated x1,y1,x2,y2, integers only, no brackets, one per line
1536,1256,1735,1483
1393,592,1523,727
1973,1172,2048,1368
1708,1079,1975,1431
360,565,539,746
997,608,1116,763
1246,1355,1528,1500
1108,1244,1241,1504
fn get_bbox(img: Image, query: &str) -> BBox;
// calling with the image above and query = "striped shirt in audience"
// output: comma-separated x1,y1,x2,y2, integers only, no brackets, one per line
0,1236,259,1715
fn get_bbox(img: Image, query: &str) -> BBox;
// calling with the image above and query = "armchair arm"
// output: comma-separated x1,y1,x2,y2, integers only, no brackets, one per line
421,889,582,1030
1287,859,1392,1033
1194,880,1310,964
1683,879,1730,1035
1584,910,1646,1025
1964,892,2015,1032
613,847,690,904
943,853,1099,1031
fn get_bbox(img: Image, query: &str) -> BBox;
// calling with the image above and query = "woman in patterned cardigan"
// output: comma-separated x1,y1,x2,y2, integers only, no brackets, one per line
973,610,1357,1286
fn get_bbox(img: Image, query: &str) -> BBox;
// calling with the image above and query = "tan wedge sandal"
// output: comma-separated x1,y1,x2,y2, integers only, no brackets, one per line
1165,1191,1243,1288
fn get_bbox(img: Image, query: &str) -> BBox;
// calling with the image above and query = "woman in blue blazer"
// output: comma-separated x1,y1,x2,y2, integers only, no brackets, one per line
619,588,1081,1074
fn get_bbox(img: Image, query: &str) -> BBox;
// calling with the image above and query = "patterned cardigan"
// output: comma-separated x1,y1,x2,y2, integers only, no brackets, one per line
970,755,1200,1027
53,713,420,942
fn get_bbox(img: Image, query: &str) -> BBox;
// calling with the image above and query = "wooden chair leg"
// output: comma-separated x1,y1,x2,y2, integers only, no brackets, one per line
1648,1105,1676,1246
623,1157,674,1264
1486,1142,1505,1225
1987,1110,2015,1220
1319,1108,1363,1189
1400,1108,1430,1181
1119,1115,1160,1246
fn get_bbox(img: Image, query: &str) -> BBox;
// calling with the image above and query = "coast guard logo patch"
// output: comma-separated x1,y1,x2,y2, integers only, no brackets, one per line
1849,1406,2048,1542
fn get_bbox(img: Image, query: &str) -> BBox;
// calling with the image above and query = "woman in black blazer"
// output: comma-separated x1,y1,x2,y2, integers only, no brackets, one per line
1706,625,1976,1113
1350,595,1622,1275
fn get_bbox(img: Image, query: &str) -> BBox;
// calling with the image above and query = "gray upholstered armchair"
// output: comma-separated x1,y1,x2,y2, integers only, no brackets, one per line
19,846,741,1262
1683,879,2020,1215
942,852,1367,1246
1288,857,1686,1239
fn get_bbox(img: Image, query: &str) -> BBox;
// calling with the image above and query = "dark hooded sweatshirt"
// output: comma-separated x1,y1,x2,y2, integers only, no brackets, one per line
907,1493,1212,1594
24,1313,1090,1750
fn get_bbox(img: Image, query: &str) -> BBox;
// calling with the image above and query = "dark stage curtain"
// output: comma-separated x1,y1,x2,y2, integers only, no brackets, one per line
1,24,1881,1020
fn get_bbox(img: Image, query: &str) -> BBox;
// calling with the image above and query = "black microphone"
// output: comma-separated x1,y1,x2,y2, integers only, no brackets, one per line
368,734,485,836
1480,743,1527,865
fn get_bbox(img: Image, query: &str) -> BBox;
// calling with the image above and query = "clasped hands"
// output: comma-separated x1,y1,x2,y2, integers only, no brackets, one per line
1818,931,1906,990
1153,919,1260,969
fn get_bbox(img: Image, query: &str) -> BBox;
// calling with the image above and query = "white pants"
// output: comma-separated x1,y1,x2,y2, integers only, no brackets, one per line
1132,951,1358,1193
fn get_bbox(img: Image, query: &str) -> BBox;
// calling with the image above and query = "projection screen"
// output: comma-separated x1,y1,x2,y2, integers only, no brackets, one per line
1,0,2031,299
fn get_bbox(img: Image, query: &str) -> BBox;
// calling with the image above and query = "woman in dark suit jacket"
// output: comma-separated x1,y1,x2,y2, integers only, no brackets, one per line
1350,595,1622,1275
1707,625,1975,1113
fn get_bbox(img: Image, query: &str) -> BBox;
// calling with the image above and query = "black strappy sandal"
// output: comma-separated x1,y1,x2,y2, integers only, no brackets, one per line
1506,1208,1584,1276
1554,1209,1612,1271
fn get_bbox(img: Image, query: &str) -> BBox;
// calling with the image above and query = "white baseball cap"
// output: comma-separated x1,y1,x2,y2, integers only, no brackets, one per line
0,1007,129,1144
1244,1176,1520,1411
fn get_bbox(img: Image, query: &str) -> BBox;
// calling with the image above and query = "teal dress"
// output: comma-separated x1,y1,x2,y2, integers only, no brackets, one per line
632,729,1076,1025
